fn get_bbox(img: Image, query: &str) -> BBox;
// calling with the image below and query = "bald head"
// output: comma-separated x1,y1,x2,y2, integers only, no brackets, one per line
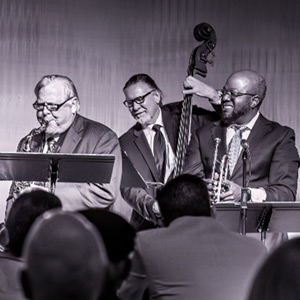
221,70,267,125
226,70,267,102
21,210,108,300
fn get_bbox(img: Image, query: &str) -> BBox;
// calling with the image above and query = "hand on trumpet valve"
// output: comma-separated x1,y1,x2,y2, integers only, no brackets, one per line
205,173,231,203
219,180,242,202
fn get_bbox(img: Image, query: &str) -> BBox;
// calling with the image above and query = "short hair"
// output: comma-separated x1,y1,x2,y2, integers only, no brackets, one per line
157,174,211,226
247,237,300,300
79,209,136,263
123,73,163,105
6,190,62,257
34,74,79,100
22,210,108,300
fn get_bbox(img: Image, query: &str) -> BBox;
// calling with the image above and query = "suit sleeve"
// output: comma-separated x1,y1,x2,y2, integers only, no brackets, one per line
117,240,149,300
121,186,160,223
55,130,122,210
264,128,299,201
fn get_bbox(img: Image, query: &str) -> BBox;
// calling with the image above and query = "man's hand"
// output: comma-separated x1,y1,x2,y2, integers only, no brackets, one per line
152,201,164,227
220,180,242,202
183,76,220,104
204,175,242,203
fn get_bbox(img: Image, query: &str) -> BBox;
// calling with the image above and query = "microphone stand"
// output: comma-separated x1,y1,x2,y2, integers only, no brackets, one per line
240,143,251,235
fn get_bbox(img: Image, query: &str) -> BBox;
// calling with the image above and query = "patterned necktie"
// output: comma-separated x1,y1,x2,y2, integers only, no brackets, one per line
227,125,249,176
153,124,166,182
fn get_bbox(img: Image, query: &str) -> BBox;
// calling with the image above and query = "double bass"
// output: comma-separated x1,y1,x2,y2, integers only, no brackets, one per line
173,23,217,177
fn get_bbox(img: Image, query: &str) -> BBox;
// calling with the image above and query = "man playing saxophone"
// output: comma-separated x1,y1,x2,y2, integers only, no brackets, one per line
183,70,300,249
5,75,122,220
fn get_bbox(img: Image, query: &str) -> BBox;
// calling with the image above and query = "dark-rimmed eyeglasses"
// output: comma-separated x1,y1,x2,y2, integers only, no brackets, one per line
32,97,76,112
217,88,257,100
123,89,156,108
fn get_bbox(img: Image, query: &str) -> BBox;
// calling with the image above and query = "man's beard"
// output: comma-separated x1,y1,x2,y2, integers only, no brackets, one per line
221,104,251,126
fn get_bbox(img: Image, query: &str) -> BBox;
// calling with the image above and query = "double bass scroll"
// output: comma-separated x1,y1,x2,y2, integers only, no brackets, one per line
173,23,217,178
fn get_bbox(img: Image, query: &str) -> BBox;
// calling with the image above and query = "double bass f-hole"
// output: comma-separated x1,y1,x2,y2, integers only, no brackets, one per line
173,23,217,178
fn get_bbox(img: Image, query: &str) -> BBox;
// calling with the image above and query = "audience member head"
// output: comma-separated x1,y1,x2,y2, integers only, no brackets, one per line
79,209,136,295
157,174,211,226
5,190,62,257
33,75,80,137
21,210,108,300
247,237,300,300
123,73,163,128
220,69,267,125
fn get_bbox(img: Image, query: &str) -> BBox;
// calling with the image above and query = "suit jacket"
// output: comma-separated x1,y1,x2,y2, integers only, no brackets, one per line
119,102,218,230
184,114,300,201
118,216,267,300
0,253,26,300
7,114,122,213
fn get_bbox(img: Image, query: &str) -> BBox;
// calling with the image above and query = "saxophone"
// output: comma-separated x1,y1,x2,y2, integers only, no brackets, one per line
10,123,47,197
22,122,47,152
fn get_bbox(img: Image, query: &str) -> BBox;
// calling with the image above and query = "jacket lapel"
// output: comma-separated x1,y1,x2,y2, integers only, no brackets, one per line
231,114,272,177
162,107,178,152
59,114,83,153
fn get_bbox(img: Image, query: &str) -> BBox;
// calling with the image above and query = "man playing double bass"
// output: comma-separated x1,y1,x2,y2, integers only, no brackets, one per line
119,73,219,230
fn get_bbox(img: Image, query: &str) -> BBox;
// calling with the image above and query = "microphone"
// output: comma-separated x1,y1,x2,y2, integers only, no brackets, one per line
241,139,249,160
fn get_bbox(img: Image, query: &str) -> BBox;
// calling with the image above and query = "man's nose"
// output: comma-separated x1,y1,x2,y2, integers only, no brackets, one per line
132,101,141,110
42,105,51,114
221,93,232,102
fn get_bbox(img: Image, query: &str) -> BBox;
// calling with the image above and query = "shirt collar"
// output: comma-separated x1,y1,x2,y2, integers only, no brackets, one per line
143,108,163,133
244,111,260,130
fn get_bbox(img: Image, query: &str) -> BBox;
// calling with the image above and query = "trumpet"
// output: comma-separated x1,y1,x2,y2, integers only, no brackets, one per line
210,137,230,203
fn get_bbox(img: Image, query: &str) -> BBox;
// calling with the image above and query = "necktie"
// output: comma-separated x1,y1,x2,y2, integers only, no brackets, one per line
227,125,249,176
153,125,166,182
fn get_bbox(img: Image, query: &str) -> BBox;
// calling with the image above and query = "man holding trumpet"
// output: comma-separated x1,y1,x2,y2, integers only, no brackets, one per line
183,70,300,204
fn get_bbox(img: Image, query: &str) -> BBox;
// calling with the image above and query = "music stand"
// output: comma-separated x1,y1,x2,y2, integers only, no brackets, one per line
213,202,300,242
121,151,147,188
0,152,115,193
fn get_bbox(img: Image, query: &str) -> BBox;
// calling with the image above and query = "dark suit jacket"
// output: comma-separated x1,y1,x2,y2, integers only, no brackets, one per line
184,114,300,201
118,216,267,300
7,114,122,213
119,101,218,230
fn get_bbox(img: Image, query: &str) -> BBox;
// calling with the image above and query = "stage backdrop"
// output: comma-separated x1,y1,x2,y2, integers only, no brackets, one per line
0,0,299,221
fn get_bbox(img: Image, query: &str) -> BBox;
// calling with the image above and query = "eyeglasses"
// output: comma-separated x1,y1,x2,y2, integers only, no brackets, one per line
33,97,76,112
123,89,156,108
217,88,256,99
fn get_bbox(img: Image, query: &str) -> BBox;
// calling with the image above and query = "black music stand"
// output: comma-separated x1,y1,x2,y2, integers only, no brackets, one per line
0,152,115,193
213,202,300,243
121,151,147,188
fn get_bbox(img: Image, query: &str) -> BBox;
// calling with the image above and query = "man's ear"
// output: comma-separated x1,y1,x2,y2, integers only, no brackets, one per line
71,97,80,114
153,90,161,105
21,270,32,299
251,95,261,108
